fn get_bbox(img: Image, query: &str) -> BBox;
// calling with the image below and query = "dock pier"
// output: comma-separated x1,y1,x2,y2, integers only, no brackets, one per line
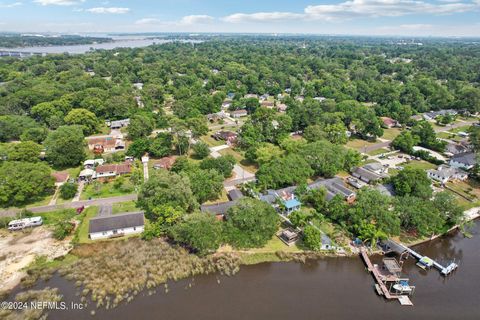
387,240,458,276
360,248,414,306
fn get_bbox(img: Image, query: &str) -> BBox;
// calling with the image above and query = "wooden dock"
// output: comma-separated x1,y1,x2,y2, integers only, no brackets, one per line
360,248,413,306
390,240,458,276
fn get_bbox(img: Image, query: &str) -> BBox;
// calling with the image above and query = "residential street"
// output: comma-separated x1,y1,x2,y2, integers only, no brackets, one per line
0,194,138,218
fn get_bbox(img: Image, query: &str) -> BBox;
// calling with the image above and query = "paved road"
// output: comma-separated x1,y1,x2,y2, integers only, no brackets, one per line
434,120,476,133
362,141,392,153
0,194,138,218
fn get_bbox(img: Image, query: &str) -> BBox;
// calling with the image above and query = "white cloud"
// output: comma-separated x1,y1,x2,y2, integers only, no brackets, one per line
34,0,83,5
223,0,480,23
134,18,162,25
222,12,302,23
135,15,214,26
86,7,130,14
0,2,22,8
179,15,214,25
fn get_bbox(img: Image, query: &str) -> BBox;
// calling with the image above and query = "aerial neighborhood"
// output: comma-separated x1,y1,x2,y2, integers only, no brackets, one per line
1,35,480,317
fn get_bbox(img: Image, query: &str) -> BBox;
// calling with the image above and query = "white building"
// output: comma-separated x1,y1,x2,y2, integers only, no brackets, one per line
427,165,468,184
88,212,144,240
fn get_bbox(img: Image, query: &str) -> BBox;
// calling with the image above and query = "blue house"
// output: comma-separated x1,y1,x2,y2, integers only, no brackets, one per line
283,198,301,215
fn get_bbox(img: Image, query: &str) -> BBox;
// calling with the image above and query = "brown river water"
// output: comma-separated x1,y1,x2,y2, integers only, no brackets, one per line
10,220,480,320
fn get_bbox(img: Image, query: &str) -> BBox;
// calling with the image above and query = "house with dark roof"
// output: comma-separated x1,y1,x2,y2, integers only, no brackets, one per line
450,152,476,170
201,201,237,216
308,178,356,203
228,189,244,201
445,142,469,156
89,212,144,240
351,164,388,184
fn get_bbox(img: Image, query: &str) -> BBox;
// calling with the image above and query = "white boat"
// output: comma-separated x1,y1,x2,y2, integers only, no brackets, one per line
393,283,413,293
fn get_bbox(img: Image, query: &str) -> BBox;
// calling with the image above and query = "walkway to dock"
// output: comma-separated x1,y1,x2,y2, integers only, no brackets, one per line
360,248,413,306
390,240,458,276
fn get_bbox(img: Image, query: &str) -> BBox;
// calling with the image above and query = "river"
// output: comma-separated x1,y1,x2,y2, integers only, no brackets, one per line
0,37,202,54
8,220,480,320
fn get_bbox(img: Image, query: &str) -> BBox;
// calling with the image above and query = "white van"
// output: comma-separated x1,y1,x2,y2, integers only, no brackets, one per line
8,216,43,231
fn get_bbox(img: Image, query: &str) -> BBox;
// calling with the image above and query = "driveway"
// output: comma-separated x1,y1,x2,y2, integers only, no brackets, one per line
363,141,391,153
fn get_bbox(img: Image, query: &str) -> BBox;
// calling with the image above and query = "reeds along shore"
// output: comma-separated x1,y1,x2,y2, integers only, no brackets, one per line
0,287,62,320
55,239,241,309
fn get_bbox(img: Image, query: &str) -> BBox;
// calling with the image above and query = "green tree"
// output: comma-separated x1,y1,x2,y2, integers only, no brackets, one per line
185,168,224,204
64,108,99,135
7,141,42,162
169,212,223,255
256,154,313,190
200,155,236,178
60,182,78,200
149,133,173,157
192,141,210,159
225,198,279,248
128,114,155,140
126,138,150,159
395,196,443,237
44,125,85,168
0,161,54,207
20,127,48,144
138,170,198,216
302,225,322,251
392,131,420,153
391,167,432,199
289,208,314,228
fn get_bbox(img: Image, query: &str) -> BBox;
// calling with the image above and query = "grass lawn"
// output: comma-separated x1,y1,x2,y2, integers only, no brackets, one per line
112,201,140,214
37,208,79,225
367,148,389,156
200,135,224,147
437,132,456,139
65,166,82,179
381,128,402,141
448,125,472,134
218,148,258,173
247,235,302,254
403,160,437,171
346,138,378,151
76,206,99,244
446,180,480,201
80,181,134,200
25,194,54,208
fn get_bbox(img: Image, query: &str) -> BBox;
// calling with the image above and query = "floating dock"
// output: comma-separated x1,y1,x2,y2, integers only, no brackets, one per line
387,240,458,276
360,248,414,306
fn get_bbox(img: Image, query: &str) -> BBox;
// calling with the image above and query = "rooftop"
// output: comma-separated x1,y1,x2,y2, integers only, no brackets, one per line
89,212,144,234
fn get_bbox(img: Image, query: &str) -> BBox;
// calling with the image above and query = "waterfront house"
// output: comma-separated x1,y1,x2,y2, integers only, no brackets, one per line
88,212,144,240
450,152,476,170
230,109,248,118
277,228,300,246
427,165,468,184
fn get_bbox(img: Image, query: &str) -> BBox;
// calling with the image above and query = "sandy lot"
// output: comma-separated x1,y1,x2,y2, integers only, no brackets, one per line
0,227,72,292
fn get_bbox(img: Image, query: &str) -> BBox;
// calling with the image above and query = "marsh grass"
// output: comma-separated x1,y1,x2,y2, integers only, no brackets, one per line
58,239,241,309
0,287,62,320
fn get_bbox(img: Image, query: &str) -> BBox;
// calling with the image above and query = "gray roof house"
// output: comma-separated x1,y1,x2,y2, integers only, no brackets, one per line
352,165,388,184
308,178,356,203
445,142,469,156
88,212,144,240
450,152,476,170
201,201,237,216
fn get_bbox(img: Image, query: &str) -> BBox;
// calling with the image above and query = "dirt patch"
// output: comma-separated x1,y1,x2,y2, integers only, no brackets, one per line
0,227,73,292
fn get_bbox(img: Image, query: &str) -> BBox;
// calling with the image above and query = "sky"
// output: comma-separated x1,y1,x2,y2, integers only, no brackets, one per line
0,0,479,37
